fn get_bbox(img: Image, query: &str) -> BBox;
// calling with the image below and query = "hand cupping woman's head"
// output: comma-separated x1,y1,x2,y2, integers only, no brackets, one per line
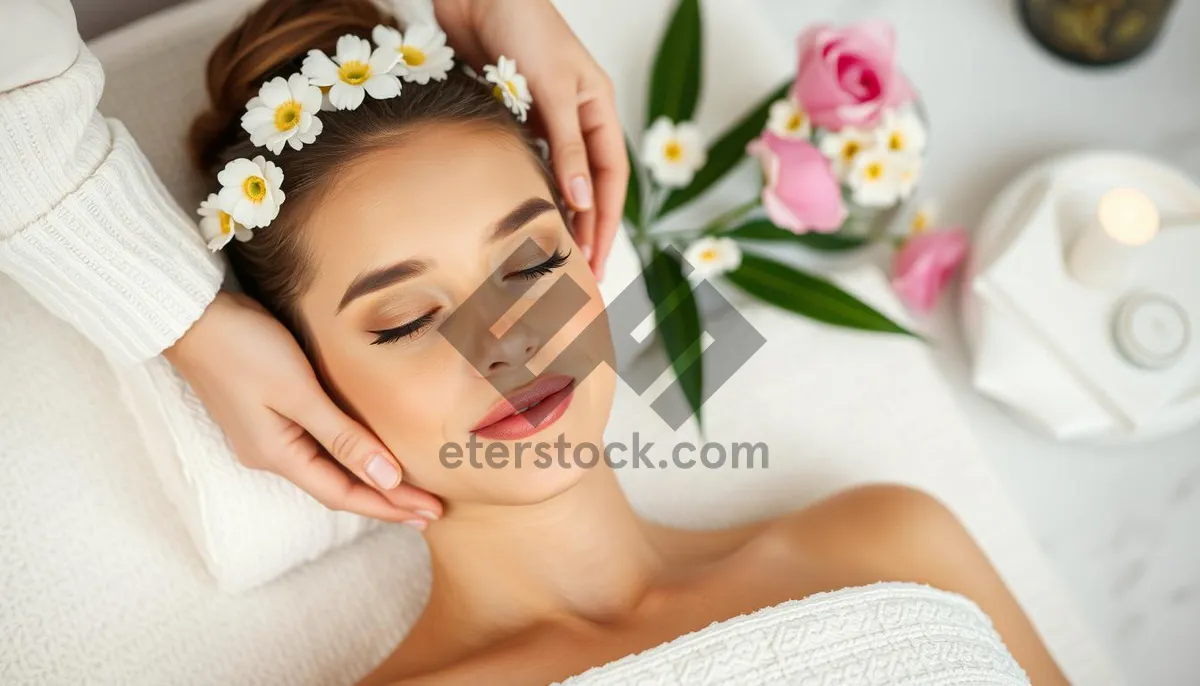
189,0,616,505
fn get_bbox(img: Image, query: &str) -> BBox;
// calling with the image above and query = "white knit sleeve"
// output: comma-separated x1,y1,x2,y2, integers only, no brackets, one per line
0,8,224,366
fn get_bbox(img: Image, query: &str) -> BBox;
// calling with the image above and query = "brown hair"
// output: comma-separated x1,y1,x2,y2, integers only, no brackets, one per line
189,0,555,341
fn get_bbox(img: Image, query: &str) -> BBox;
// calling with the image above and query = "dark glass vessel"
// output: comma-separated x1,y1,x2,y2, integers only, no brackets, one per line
1019,0,1177,67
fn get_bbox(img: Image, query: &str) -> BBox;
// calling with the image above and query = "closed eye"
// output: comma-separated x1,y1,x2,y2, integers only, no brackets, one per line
508,248,570,281
370,310,438,346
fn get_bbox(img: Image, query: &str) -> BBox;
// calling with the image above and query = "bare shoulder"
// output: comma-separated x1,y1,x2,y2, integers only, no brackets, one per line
783,483,975,569
769,483,1068,685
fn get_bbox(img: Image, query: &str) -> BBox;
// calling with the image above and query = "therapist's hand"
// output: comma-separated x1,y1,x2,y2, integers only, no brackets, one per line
164,292,442,528
436,0,628,280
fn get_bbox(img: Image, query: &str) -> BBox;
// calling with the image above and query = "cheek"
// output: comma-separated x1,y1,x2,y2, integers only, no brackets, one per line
530,262,616,429
314,333,466,482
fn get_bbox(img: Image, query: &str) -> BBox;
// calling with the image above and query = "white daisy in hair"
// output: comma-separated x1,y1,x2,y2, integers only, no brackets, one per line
847,148,902,208
317,85,336,112
302,34,401,111
240,74,324,154
683,236,742,280
483,56,533,122
216,155,285,229
818,125,876,179
641,117,706,188
875,107,927,156
197,193,253,251
372,24,455,84
766,97,812,140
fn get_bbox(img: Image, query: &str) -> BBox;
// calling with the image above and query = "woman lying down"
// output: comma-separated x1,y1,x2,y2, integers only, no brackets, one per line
190,1,1067,683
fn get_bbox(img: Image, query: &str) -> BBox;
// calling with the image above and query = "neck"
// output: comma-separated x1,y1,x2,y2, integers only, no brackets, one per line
421,465,665,644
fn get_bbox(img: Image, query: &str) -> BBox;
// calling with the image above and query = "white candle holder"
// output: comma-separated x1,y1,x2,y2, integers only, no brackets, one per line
960,151,1200,443
1066,187,1160,288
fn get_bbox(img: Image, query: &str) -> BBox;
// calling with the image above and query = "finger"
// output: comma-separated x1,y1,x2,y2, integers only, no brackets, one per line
537,81,595,221
577,81,628,280
284,388,441,515
281,451,426,524
572,201,598,272
434,4,488,70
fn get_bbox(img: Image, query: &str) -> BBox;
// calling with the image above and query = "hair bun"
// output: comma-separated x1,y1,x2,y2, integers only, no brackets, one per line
189,0,396,173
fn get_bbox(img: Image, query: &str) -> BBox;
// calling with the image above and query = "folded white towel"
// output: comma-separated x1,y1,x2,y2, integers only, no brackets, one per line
555,583,1031,685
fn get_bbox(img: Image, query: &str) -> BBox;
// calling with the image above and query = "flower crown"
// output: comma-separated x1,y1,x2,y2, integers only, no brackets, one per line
198,23,533,251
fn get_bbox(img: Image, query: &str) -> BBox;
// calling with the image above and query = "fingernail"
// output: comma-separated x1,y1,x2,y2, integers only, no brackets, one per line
366,455,400,490
581,244,593,262
402,519,427,531
415,509,439,521
570,176,593,210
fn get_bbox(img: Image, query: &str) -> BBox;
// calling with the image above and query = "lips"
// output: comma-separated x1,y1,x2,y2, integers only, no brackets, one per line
471,374,576,441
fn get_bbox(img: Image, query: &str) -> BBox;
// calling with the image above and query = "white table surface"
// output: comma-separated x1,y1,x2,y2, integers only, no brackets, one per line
752,1,1200,684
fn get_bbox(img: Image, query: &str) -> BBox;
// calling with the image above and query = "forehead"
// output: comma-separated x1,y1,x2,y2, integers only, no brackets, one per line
303,123,553,279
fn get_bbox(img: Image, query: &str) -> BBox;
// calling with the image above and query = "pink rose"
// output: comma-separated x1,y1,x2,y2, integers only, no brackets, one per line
793,21,915,131
891,228,969,314
747,132,847,234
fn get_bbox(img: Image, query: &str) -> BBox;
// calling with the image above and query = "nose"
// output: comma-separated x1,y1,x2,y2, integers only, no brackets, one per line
483,317,541,376
440,282,544,379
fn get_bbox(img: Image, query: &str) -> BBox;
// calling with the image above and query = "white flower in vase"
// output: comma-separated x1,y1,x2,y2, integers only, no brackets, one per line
895,152,923,200
818,126,876,179
642,117,706,188
683,236,742,280
892,199,939,240
910,199,939,234
766,98,812,140
846,148,902,208
874,107,927,156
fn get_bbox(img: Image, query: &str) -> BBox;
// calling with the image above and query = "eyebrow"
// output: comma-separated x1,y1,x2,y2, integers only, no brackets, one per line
491,197,557,242
337,259,428,313
336,197,557,314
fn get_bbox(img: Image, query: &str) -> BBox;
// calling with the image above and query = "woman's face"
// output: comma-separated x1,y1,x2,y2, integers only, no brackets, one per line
297,122,615,505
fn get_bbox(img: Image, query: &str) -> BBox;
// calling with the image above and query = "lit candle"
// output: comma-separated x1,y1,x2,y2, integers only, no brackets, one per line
1067,187,1160,288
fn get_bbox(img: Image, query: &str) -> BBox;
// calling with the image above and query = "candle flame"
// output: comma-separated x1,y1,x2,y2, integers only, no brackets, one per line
1097,188,1160,246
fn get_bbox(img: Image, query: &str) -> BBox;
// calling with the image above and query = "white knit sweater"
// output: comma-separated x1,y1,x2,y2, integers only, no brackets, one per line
0,0,225,365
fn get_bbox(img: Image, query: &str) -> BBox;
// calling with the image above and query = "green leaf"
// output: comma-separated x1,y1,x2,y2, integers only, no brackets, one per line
726,219,868,252
624,136,643,229
725,252,914,336
641,246,705,428
792,232,869,252
659,79,791,218
648,0,703,124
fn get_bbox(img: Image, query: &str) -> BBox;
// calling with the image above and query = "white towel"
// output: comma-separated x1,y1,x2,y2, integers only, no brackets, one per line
554,583,1031,685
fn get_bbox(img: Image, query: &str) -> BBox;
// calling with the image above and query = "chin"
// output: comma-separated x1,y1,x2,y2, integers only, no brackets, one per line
446,370,615,506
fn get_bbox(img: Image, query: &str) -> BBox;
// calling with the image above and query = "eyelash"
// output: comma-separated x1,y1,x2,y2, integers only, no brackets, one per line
369,248,571,346
370,311,437,346
509,248,571,281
